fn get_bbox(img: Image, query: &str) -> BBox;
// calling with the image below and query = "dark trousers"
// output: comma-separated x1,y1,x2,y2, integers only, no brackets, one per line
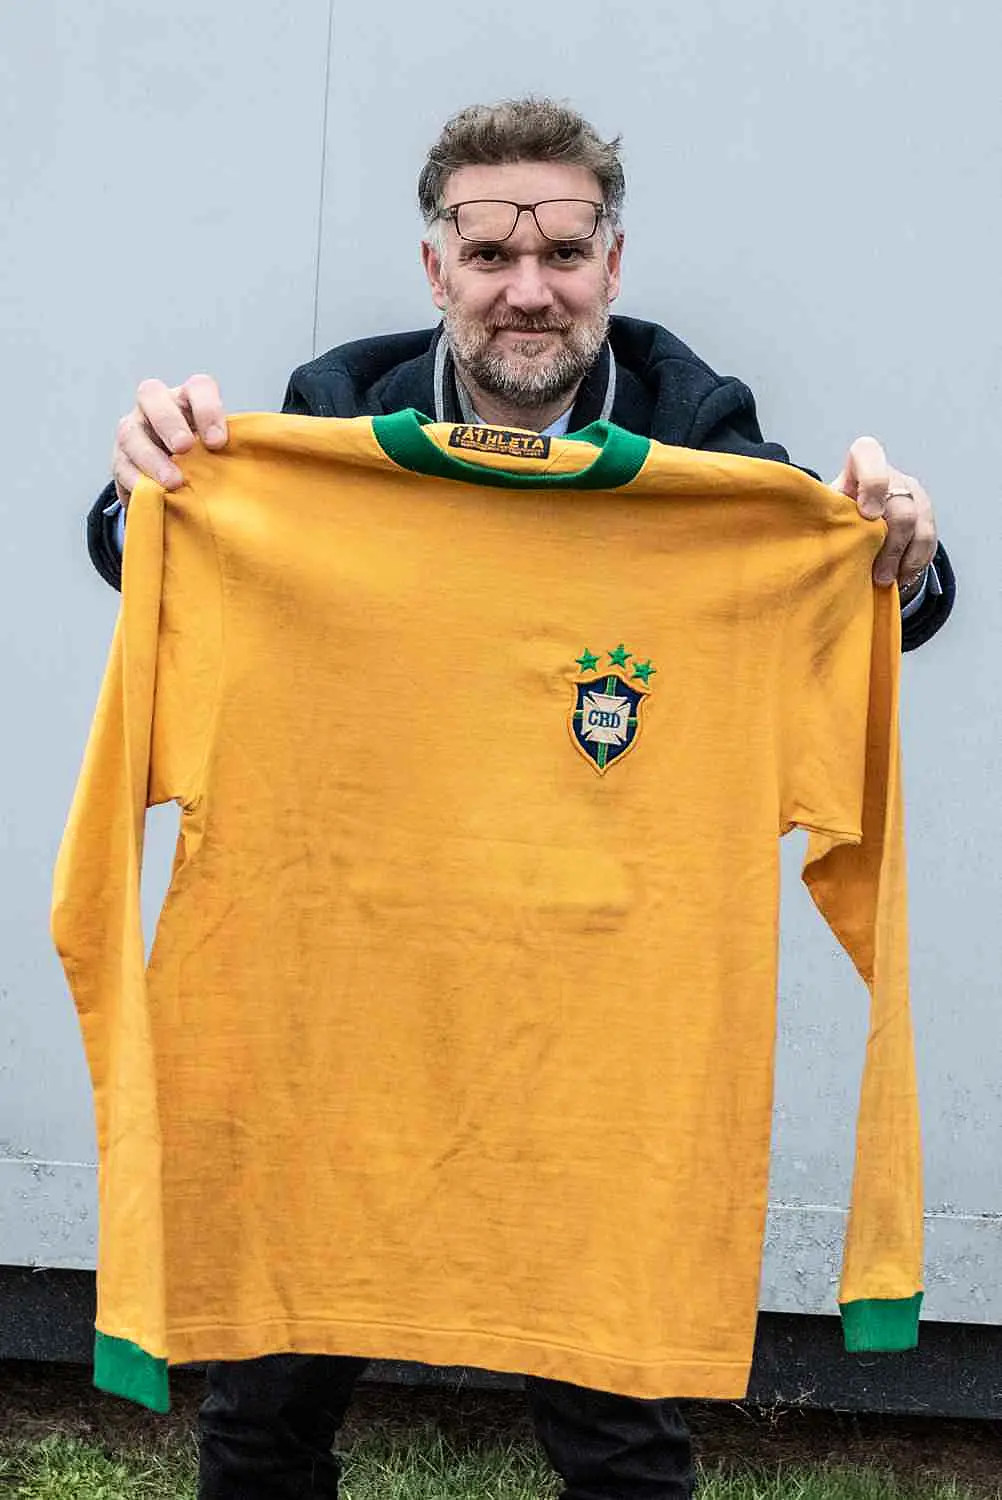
198,1354,696,1499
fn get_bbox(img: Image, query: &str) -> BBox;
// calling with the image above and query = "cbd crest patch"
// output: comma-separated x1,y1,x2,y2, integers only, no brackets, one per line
568,644,656,776
448,425,551,459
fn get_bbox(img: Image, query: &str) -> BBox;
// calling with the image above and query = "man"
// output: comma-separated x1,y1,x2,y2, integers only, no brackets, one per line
83,99,953,1500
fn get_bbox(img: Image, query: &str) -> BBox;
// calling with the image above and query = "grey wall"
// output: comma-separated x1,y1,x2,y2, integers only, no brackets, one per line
2,0,1000,1332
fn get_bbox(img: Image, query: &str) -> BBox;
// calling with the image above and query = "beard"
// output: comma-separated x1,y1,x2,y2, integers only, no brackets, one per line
443,297,610,411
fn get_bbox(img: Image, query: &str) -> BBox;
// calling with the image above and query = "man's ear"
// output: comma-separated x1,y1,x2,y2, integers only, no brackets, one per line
421,240,448,312
606,231,625,304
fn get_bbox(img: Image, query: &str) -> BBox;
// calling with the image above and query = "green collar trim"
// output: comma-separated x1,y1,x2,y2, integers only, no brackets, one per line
371,408,649,489
839,1292,922,1353
94,1330,170,1412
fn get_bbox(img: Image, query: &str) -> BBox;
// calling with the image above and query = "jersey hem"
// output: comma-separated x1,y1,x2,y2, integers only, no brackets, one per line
839,1293,922,1352
93,1317,755,1409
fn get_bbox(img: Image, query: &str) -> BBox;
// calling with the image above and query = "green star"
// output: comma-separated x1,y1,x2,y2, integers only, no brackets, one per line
575,648,600,673
631,659,657,684
608,643,631,668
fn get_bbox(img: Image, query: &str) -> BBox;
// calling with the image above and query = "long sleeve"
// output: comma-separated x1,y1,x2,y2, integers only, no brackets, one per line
796,575,923,1352
53,480,171,1408
900,541,955,652
86,479,128,591
54,468,220,1411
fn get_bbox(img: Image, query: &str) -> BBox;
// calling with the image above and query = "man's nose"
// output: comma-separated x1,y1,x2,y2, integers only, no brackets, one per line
503,255,556,314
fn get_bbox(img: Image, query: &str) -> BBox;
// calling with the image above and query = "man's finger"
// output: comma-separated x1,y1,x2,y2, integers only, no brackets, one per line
136,378,197,455
873,495,915,585
113,454,143,510
176,373,227,448
873,536,910,586
121,420,185,490
883,477,937,582
897,517,938,579
847,435,889,520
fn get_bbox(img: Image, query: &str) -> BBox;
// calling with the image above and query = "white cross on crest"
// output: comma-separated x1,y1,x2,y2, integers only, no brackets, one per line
581,690,631,745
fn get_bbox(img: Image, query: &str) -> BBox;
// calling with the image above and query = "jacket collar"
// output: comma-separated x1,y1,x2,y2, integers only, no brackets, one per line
362,315,693,442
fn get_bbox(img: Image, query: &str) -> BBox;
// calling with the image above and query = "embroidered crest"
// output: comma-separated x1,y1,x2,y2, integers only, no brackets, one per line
568,644,656,776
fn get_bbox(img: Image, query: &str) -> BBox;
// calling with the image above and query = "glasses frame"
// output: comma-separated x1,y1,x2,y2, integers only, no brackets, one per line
437,198,607,244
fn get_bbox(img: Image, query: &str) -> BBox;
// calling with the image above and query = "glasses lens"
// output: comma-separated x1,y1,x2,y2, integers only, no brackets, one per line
454,201,519,241
534,200,599,240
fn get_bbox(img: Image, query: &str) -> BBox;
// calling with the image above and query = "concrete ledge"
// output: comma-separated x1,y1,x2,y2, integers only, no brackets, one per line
2,1267,1001,1416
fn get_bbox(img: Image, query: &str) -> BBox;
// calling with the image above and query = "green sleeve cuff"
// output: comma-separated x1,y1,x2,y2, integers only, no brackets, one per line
840,1292,923,1353
94,1330,170,1412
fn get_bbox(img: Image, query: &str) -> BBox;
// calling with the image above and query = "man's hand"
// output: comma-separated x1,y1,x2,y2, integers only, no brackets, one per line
830,436,938,599
113,374,228,510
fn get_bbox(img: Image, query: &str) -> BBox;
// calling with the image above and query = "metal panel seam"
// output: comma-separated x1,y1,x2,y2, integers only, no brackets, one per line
311,0,335,358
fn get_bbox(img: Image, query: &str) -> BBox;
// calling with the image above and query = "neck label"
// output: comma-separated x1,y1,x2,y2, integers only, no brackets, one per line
448,425,551,459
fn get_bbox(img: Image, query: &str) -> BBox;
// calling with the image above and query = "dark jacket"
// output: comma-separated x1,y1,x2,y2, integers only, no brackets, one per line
86,315,954,650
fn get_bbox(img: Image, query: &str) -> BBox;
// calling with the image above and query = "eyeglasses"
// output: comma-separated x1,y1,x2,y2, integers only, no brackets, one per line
438,198,606,244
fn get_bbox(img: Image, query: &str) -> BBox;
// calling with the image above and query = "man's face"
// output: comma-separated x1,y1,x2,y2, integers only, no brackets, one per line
422,161,623,410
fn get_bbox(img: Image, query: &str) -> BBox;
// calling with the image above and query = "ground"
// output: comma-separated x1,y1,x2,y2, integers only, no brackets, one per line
1,1361,1000,1495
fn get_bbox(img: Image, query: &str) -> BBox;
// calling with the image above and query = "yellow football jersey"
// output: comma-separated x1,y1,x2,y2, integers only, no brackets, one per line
53,412,922,1412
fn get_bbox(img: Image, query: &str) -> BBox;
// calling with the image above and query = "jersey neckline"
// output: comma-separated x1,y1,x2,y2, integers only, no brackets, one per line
371,408,649,490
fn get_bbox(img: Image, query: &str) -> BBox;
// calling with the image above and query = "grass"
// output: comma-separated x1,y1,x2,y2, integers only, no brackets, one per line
0,1433,190,1498
0,1367,998,1500
0,1425,992,1500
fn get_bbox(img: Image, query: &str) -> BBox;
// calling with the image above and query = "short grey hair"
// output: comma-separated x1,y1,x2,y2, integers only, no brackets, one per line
419,97,625,256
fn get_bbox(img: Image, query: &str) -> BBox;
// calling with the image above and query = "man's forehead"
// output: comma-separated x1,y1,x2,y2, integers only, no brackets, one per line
442,159,602,206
